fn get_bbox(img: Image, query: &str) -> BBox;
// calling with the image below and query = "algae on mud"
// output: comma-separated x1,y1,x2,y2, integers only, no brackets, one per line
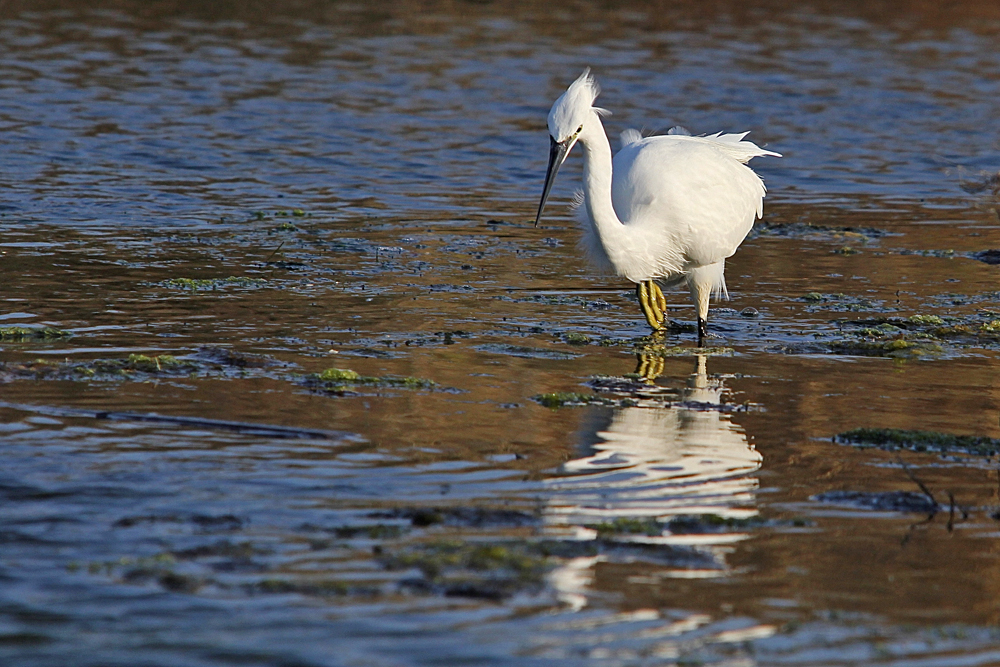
825,336,943,358
633,344,735,358
583,514,788,539
305,367,436,392
812,490,939,514
0,354,199,381
0,326,71,341
835,427,1000,456
0,347,290,383
383,540,551,600
475,343,581,360
563,332,591,345
532,391,625,409
161,276,268,290
770,306,1000,358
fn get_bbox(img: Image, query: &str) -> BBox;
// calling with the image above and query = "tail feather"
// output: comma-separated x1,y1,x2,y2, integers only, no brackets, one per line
700,132,781,164
716,274,729,300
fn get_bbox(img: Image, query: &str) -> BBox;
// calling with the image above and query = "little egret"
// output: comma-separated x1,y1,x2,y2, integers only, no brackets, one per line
534,69,780,342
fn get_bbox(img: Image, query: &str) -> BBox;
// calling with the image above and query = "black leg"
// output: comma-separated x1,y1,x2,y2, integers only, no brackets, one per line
697,317,707,346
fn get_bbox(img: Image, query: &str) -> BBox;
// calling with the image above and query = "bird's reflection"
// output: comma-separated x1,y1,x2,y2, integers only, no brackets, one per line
543,353,762,606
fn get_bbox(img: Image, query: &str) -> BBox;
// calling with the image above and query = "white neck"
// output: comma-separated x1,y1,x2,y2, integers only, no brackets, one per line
578,111,623,233
576,111,647,281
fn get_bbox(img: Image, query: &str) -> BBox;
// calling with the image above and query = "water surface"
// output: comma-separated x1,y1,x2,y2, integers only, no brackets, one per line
2,1,1000,665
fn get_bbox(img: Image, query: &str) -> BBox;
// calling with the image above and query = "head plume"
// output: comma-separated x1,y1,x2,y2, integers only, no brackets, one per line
547,68,608,142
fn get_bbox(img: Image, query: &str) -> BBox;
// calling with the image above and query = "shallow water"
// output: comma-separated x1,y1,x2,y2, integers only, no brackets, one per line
3,1,1000,665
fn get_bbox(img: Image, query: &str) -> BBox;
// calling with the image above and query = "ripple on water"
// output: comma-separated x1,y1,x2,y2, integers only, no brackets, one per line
3,1,1000,665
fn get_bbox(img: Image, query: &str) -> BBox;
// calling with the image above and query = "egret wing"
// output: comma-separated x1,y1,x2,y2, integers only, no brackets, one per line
612,136,768,271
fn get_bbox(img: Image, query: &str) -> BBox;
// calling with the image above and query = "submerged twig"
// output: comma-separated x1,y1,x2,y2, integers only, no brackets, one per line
264,241,285,264
897,456,940,547
898,456,939,511
947,492,956,533
901,513,936,548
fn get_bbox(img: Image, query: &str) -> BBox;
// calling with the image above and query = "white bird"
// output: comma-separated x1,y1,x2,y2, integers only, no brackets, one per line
534,69,780,342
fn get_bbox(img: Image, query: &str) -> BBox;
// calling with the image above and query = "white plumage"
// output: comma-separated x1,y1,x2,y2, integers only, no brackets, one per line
534,69,780,341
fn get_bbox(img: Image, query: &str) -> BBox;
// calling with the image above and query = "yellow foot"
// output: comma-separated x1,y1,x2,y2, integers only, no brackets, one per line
652,282,666,320
635,350,665,382
637,280,667,333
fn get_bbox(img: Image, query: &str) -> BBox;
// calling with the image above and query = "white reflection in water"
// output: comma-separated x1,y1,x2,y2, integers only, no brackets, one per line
544,355,762,603
546,356,761,526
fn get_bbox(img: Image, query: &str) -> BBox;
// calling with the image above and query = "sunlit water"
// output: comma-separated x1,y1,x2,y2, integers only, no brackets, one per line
2,2,1000,665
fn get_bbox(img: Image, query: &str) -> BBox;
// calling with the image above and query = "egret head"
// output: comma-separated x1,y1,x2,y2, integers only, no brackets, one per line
535,68,604,226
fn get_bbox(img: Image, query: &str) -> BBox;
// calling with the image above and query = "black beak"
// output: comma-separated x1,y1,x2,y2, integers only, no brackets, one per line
534,136,572,227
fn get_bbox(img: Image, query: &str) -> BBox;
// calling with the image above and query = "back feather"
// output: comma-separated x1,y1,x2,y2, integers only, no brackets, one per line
619,128,643,148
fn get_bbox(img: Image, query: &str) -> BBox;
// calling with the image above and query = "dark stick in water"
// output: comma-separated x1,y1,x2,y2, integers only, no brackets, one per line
0,400,358,441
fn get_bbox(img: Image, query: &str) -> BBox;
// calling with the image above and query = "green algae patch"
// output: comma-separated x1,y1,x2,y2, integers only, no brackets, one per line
634,344,734,358
588,517,663,537
898,248,957,258
332,524,405,540
584,375,763,412
752,220,890,243
306,367,436,392
248,578,356,597
981,320,1000,335
0,327,71,341
162,276,267,290
908,314,945,326
666,514,776,533
799,292,882,312
533,391,621,409
475,343,581,360
824,310,1000,357
163,278,214,289
123,354,182,372
587,514,777,539
812,490,938,514
563,332,591,345
826,316,959,358
191,346,280,369
94,354,195,375
844,313,1000,340
932,324,976,337
84,552,203,594
315,368,361,382
827,337,942,358
390,376,436,388
87,541,370,597
382,540,551,599
835,427,1000,456
0,354,200,382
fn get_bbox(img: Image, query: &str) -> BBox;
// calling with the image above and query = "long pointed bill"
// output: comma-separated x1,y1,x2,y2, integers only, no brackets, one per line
534,136,572,227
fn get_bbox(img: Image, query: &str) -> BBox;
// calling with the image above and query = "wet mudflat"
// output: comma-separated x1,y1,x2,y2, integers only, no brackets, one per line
3,1,1000,665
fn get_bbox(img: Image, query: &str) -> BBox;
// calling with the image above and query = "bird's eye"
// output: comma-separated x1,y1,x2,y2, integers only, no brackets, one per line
576,125,583,135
